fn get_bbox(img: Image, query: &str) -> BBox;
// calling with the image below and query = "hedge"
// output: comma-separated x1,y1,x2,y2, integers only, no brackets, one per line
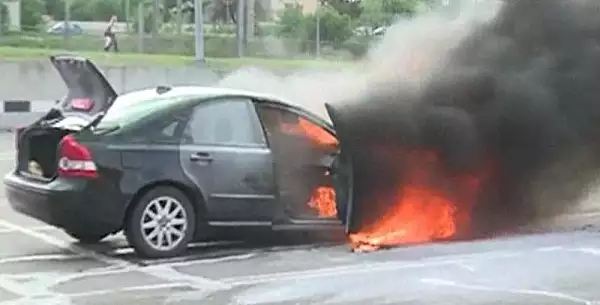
0,31,373,59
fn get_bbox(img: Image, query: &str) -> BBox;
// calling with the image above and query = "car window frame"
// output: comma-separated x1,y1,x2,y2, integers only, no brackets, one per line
119,107,192,144
253,102,338,148
94,95,194,130
182,96,267,148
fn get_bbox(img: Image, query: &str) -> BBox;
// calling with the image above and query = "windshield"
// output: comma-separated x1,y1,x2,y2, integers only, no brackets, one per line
94,95,190,130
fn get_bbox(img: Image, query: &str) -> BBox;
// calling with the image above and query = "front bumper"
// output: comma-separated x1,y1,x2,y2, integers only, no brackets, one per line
3,172,124,235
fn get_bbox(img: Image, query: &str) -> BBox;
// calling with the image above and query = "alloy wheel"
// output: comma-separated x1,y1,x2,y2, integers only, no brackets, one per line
140,196,188,251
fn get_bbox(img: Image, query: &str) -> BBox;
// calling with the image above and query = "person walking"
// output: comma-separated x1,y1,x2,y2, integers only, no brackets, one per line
103,15,119,52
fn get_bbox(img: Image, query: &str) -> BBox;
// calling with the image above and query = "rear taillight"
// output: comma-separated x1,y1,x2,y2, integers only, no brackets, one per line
71,98,94,111
57,135,98,178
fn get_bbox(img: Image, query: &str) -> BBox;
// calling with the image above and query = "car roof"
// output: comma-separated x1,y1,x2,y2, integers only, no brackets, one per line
112,85,334,131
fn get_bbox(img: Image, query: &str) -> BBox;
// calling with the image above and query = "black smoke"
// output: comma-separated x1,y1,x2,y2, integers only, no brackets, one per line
331,0,600,238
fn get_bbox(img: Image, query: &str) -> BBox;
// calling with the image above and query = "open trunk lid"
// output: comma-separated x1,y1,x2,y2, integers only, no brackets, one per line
50,54,118,115
15,56,118,180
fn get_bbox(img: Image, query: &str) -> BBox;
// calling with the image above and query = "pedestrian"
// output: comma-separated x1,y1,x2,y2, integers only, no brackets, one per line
103,15,119,52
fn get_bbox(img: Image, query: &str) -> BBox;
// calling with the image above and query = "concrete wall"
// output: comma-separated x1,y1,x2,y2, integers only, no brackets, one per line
0,60,223,101
0,60,230,130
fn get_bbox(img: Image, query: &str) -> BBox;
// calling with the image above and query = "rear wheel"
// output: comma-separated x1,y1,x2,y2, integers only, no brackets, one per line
65,230,108,244
125,186,196,258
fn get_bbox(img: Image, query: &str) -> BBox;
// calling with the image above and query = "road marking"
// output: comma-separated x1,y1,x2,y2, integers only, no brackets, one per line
65,282,190,298
0,219,230,292
0,220,125,267
537,246,564,252
421,278,593,304
162,253,258,267
0,253,86,265
454,262,476,272
108,240,242,257
221,251,521,286
0,275,32,296
0,226,56,234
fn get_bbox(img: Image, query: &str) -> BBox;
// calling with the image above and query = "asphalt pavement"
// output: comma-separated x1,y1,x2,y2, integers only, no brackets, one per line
1,131,600,305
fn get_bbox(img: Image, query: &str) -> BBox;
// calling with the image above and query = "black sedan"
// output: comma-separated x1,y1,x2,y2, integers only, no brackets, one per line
3,55,352,258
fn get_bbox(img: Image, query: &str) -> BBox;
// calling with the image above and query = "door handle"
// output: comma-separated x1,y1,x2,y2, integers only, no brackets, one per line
190,152,213,162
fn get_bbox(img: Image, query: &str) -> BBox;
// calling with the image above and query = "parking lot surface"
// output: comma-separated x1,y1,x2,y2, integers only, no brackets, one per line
3,131,600,305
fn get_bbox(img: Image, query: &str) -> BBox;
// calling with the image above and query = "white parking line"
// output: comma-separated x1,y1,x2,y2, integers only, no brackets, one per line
220,251,521,286
0,226,56,234
421,278,592,304
0,253,86,265
0,219,231,294
65,282,190,298
0,217,585,301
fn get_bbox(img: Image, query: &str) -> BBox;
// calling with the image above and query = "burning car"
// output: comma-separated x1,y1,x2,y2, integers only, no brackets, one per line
3,55,348,258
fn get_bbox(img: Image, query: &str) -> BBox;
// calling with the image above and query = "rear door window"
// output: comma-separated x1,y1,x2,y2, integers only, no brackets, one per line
183,98,265,146
94,95,191,130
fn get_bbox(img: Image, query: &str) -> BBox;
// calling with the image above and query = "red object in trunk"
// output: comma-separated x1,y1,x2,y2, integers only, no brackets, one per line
71,98,95,111
57,135,98,178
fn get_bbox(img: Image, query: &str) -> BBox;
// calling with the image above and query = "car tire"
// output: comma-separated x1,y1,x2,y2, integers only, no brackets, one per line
125,186,196,258
65,230,108,244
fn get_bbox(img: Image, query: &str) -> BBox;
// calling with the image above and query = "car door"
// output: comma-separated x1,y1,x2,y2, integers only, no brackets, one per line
254,103,340,221
179,97,277,223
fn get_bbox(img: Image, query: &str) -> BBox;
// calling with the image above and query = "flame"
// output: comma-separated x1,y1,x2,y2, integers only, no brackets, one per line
281,118,339,148
349,149,484,252
307,186,337,218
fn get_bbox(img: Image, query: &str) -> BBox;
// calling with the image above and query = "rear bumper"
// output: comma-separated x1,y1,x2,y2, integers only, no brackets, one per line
3,172,125,235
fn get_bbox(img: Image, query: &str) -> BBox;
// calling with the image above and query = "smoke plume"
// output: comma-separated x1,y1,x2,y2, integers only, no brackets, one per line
220,0,600,237
332,0,600,237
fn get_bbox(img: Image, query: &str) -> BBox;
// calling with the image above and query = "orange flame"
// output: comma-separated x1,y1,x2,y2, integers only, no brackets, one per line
307,186,337,218
281,118,339,148
348,149,484,252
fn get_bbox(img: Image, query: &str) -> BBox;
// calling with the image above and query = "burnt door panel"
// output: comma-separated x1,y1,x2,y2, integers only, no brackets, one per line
179,98,277,222
254,104,339,220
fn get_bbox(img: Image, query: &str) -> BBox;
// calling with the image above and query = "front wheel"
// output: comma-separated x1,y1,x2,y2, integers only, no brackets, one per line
125,186,196,258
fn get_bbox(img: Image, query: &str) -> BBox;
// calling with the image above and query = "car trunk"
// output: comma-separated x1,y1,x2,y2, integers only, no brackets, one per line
17,126,73,179
15,55,117,180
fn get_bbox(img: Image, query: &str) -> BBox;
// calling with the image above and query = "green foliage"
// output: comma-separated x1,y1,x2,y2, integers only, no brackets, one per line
359,0,432,27
12,0,435,60
276,5,307,38
307,6,353,47
69,0,121,21
0,3,9,33
322,0,363,19
21,0,45,30
276,4,353,53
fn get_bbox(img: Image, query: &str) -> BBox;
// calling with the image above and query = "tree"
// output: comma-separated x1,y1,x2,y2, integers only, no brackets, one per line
277,4,353,49
276,4,307,38
21,0,45,30
322,0,362,19
306,5,353,46
0,2,9,33
359,0,432,27
69,0,122,21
